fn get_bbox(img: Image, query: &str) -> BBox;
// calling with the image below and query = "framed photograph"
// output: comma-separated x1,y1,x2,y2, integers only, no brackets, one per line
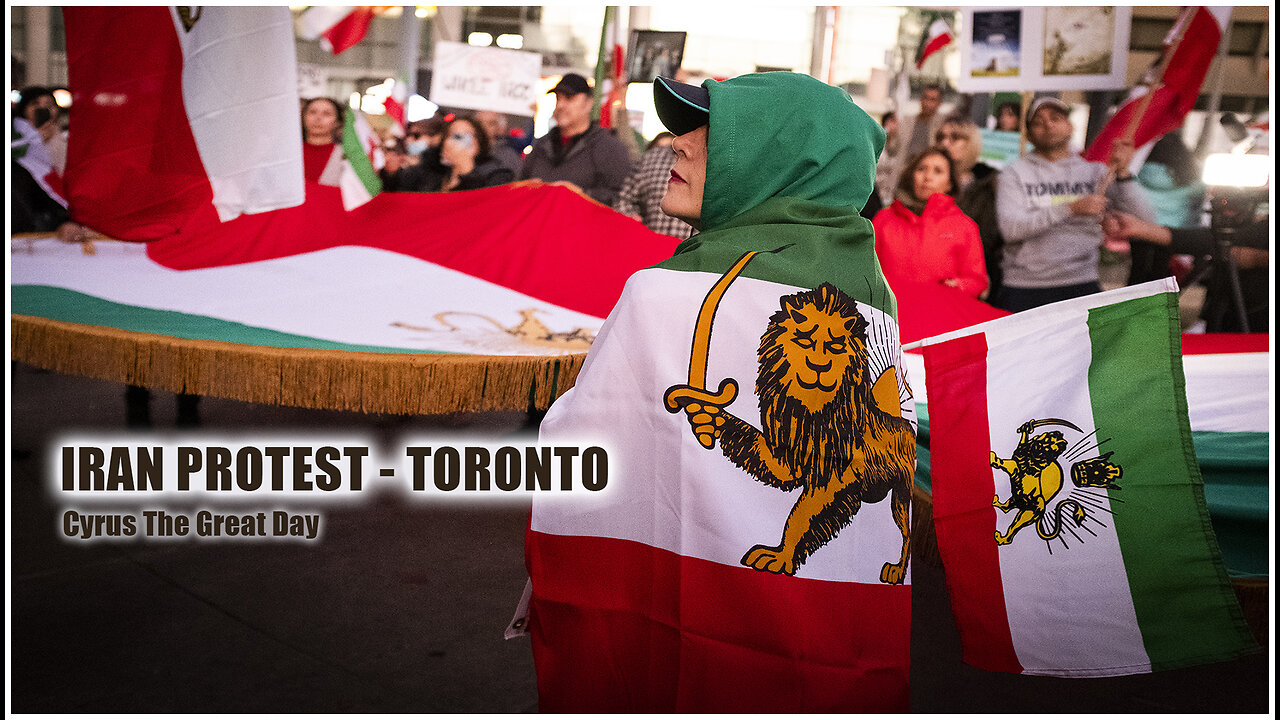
957,7,1131,93
969,10,1021,78
1043,7,1118,77
627,30,687,84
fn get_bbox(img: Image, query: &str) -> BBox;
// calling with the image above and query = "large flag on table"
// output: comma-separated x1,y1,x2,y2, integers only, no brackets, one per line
919,279,1258,677
63,7,304,240
1083,7,1231,163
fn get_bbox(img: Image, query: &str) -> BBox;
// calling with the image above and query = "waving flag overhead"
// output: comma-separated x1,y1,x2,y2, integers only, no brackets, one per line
916,15,955,69
62,7,304,240
919,280,1258,677
12,117,66,208
298,6,388,55
1083,7,1231,162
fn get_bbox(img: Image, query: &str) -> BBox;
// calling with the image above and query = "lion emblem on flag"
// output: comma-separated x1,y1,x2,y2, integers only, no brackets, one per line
991,418,1123,547
665,280,915,584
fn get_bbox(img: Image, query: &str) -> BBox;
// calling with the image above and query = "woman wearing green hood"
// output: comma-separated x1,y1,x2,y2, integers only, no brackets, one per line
523,72,915,713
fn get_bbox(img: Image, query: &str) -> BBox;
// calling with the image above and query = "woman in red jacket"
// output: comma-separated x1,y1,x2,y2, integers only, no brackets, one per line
873,147,989,299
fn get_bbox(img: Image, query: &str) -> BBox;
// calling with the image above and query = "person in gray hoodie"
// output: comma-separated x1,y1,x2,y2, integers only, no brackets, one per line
994,97,1154,311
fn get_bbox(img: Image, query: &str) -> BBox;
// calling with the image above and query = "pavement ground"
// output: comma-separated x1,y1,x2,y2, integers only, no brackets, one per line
8,361,1271,713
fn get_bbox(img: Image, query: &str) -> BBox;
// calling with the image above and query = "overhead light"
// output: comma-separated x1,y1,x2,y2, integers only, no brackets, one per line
468,32,493,47
1202,153,1270,188
415,6,433,19
366,78,395,98
496,34,523,50
407,94,438,122
53,88,72,108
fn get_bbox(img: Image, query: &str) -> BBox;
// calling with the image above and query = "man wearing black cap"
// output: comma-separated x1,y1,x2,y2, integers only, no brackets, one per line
526,72,913,712
518,72,633,205
994,96,1153,311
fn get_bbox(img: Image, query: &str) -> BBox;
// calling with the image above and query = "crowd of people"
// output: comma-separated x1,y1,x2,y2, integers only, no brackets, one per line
11,74,1268,328
871,88,1168,314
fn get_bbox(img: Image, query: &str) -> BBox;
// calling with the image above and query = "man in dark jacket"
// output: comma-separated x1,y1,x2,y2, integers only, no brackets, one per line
518,72,633,205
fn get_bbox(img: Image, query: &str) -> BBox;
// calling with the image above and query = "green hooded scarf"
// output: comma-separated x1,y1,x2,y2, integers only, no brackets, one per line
656,72,894,316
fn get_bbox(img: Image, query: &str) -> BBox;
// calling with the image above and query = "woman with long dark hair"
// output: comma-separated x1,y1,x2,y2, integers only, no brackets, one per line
872,147,988,298
301,97,344,184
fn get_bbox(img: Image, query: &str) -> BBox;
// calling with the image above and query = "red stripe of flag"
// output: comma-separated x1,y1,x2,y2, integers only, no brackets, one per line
916,21,953,69
526,531,910,712
63,7,214,240
923,332,1023,673
322,7,377,55
1180,332,1269,355
144,184,680,319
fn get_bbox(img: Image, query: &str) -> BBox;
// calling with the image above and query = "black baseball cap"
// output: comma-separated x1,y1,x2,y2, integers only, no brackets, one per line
548,72,592,97
654,76,710,135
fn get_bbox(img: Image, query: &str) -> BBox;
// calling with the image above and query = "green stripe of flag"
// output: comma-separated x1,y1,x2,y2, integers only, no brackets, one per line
342,108,382,198
13,285,448,355
1086,291,1257,670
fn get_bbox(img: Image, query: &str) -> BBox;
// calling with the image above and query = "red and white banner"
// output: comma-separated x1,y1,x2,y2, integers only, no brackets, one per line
63,7,304,239
917,18,954,68
297,6,389,55
1083,7,1231,162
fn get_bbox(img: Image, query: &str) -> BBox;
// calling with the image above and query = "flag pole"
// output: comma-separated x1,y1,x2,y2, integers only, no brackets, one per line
1018,91,1031,157
593,6,617,125
400,6,421,97
1194,13,1234,156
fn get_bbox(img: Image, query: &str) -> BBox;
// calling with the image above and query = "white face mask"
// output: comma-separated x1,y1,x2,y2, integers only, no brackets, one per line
406,139,428,155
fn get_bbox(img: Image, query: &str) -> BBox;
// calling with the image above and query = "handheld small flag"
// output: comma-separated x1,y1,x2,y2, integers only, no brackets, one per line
339,108,383,210
1083,7,1231,163
298,6,389,55
919,280,1259,677
916,15,954,69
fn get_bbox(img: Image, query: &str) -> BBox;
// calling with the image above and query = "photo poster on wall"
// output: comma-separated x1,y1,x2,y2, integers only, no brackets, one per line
957,7,1132,93
626,30,688,84
429,41,542,117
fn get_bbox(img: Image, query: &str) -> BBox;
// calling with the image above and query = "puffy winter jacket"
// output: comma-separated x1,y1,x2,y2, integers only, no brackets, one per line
873,193,989,298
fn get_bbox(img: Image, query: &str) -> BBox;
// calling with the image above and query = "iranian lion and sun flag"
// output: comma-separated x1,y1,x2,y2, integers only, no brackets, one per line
17,4,1260,712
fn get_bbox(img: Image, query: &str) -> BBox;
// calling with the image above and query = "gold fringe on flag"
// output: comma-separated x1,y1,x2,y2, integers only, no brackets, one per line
12,314,585,415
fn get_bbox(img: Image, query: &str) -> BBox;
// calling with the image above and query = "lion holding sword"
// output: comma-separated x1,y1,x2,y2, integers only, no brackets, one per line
665,277,916,584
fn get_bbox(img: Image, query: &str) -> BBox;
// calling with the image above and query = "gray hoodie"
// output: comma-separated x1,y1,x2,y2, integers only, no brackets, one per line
996,151,1153,288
